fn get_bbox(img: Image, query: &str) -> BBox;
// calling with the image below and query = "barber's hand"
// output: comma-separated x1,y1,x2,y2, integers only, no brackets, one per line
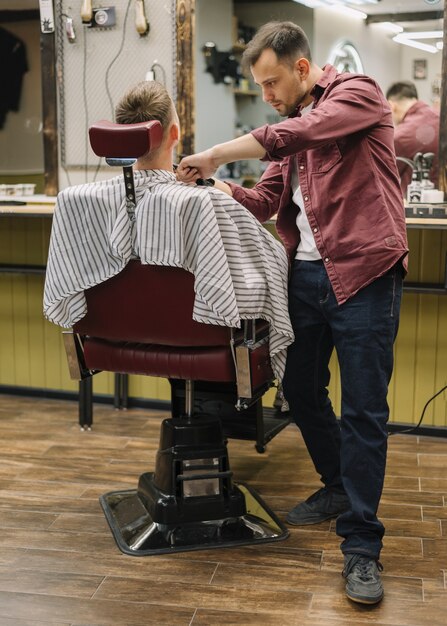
175,166,198,184
177,149,218,181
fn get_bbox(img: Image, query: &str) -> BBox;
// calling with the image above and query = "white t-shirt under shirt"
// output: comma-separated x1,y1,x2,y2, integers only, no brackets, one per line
290,101,321,261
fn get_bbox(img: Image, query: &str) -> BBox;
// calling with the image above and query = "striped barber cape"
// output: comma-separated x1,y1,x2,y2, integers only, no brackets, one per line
43,169,294,381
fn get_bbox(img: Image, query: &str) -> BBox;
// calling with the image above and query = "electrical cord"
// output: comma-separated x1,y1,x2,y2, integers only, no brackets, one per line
104,0,132,120
388,383,447,436
150,61,167,85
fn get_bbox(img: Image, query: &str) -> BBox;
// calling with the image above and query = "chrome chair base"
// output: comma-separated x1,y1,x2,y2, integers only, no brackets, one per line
100,481,288,556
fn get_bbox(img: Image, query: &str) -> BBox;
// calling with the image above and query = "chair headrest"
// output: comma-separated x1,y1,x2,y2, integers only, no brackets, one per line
88,119,164,159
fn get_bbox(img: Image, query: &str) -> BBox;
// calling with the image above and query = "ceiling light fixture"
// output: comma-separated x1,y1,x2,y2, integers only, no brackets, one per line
292,0,368,18
398,30,443,40
292,0,378,4
392,34,439,54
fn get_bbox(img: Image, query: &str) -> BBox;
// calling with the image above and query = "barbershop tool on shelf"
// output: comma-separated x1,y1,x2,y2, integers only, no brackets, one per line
402,152,436,204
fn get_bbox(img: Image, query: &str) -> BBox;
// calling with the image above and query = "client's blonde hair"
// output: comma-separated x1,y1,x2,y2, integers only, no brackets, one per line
115,81,174,130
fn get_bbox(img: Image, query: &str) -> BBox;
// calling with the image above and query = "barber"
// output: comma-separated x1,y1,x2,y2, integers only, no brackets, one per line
386,80,440,197
178,21,408,605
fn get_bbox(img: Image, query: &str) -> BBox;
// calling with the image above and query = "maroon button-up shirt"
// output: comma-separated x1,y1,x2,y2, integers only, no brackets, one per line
228,65,408,305
393,100,439,195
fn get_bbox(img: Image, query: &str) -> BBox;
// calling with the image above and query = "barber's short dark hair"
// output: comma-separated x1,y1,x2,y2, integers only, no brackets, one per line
115,80,174,129
386,81,418,101
241,21,312,73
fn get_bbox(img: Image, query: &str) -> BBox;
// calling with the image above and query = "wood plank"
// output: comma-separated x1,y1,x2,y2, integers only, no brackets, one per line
211,563,422,601
10,548,217,584
0,567,104,598
0,591,194,625
93,575,312,615
192,608,291,626
422,505,447,522
309,593,447,626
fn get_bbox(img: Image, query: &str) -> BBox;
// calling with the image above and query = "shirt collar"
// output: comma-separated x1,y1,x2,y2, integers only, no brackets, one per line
133,169,177,185
310,64,339,96
290,64,338,118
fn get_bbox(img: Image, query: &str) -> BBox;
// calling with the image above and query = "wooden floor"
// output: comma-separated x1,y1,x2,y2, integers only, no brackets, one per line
0,395,446,625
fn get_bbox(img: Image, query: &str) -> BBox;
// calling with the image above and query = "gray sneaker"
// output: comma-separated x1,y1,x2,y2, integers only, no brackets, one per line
343,554,384,605
286,487,350,526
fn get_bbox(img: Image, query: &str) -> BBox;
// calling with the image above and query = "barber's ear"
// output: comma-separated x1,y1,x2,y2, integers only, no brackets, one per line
294,58,310,79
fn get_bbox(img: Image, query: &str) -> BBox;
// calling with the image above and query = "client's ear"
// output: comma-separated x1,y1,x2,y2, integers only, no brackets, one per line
169,123,180,144
165,122,179,150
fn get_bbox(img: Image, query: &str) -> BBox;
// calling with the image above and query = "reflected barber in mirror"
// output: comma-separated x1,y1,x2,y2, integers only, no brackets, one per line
178,20,409,606
386,81,440,198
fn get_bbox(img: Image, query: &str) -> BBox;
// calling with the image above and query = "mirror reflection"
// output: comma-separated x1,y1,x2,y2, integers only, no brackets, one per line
0,4,44,196
193,0,444,198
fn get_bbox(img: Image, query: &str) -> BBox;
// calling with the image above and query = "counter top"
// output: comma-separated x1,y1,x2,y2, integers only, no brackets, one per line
406,217,447,229
0,195,56,216
1,197,447,228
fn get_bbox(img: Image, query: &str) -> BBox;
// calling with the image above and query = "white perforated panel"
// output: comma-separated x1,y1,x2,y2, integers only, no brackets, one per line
55,0,175,172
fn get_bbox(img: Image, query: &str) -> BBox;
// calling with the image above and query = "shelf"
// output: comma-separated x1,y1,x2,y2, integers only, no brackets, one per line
232,88,259,97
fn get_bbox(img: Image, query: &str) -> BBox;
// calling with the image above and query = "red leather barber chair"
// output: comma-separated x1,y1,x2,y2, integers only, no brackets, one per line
62,119,288,555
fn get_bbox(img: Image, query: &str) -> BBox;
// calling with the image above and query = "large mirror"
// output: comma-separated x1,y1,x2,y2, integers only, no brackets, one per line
0,2,49,194
178,0,446,193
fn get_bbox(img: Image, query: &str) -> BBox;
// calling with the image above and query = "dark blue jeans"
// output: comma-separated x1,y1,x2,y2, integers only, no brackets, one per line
282,259,403,559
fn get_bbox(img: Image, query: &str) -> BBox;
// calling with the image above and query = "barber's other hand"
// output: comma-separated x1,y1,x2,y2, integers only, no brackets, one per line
175,167,198,184
177,149,218,181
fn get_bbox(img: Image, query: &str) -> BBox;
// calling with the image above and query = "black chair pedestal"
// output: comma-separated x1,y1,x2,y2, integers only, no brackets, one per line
99,414,288,556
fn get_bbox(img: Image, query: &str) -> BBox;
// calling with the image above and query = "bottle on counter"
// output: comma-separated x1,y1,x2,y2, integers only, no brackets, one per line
407,168,422,203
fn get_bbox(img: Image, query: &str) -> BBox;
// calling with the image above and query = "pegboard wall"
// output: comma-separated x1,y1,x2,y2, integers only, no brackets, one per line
55,0,176,173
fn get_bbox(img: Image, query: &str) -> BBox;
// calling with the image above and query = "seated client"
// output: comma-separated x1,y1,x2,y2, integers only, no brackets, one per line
43,81,294,380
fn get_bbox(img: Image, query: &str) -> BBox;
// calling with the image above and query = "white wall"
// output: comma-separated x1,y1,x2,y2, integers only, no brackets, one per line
313,8,401,95
399,46,442,109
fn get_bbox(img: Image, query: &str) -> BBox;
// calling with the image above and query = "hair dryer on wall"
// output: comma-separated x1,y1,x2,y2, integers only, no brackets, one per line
81,0,93,24
135,0,150,36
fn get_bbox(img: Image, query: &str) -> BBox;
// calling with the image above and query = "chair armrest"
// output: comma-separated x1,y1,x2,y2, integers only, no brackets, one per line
231,320,273,407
